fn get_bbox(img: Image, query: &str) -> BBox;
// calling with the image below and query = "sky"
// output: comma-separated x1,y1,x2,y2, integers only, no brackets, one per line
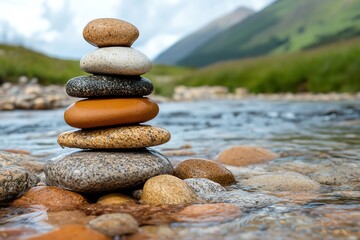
0,0,275,60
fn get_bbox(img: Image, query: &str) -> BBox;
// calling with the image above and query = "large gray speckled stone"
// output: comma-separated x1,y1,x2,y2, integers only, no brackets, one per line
66,75,153,98
0,167,40,201
80,47,152,75
44,149,173,193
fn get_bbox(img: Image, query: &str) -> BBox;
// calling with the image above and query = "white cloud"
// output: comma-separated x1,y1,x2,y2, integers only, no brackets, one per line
0,0,275,59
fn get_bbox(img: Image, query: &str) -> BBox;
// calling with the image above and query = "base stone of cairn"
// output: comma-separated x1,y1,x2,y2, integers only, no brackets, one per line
44,18,172,194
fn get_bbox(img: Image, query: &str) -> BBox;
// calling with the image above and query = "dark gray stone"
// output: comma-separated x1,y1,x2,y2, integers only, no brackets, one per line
0,166,40,201
65,75,153,98
44,149,173,193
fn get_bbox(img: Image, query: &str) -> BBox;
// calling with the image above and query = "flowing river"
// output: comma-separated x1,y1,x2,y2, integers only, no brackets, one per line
0,99,359,239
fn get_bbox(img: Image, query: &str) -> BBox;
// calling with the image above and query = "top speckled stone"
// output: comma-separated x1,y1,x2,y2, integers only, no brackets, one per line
83,18,139,47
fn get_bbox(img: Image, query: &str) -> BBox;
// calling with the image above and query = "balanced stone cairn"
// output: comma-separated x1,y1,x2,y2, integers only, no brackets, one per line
44,18,173,193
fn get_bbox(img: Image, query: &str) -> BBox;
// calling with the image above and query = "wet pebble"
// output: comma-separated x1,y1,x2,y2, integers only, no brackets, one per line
175,158,236,186
12,186,88,211
218,146,278,167
244,172,321,192
141,175,199,205
0,151,43,173
97,193,136,205
88,213,139,237
184,178,226,196
203,190,279,209
0,167,39,201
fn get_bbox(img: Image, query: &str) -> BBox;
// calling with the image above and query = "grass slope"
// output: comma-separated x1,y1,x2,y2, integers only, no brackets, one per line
0,44,84,84
179,0,360,67
175,38,360,93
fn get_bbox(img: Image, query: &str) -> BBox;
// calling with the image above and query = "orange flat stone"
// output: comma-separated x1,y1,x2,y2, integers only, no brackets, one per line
64,98,159,129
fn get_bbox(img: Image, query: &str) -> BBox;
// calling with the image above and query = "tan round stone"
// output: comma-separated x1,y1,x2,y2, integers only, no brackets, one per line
218,146,278,167
12,186,88,211
141,175,199,205
64,98,158,129
58,125,171,149
97,193,136,205
83,18,139,47
175,159,235,186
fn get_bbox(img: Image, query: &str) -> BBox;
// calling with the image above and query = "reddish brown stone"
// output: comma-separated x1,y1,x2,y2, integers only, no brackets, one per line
175,158,235,186
64,98,159,129
12,186,88,211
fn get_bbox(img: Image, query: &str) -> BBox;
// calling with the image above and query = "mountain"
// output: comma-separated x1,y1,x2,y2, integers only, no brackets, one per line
154,7,254,65
176,0,360,67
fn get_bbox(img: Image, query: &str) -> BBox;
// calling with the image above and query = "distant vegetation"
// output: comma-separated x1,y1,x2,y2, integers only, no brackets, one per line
0,44,84,84
174,38,360,94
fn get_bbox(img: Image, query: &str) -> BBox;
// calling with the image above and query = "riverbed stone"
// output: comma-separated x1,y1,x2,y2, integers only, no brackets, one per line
64,98,158,129
80,47,152,75
88,213,139,237
244,172,321,192
0,151,43,173
58,125,170,149
83,18,139,47
218,146,278,167
28,224,110,240
184,178,226,196
12,186,88,211
66,75,153,98
141,175,199,205
97,193,136,205
0,167,40,201
203,190,279,209
175,159,236,186
44,150,173,193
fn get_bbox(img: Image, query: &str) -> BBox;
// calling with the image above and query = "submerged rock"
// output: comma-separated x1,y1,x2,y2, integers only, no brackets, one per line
97,193,136,205
203,190,279,209
244,172,321,192
0,167,40,201
218,146,278,167
88,213,139,237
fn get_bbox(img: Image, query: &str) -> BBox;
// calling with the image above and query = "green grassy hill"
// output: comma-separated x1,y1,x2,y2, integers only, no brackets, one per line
0,44,84,84
178,0,360,67
172,38,360,93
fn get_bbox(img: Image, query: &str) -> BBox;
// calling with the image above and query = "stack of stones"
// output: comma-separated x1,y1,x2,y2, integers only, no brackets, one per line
44,18,173,194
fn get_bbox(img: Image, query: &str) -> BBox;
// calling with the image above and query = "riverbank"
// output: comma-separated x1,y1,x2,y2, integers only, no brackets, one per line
1,81,359,110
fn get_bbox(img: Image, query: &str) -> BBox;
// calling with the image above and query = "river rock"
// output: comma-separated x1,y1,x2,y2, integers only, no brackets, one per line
88,213,139,237
66,75,153,98
58,125,170,149
44,150,173,193
28,224,110,240
0,167,40,201
80,47,152,75
244,172,321,192
0,151,43,173
83,18,139,47
141,175,199,205
173,203,242,223
218,146,278,167
184,178,226,196
64,98,158,129
203,190,279,209
12,186,88,211
175,159,236,186
97,193,136,205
